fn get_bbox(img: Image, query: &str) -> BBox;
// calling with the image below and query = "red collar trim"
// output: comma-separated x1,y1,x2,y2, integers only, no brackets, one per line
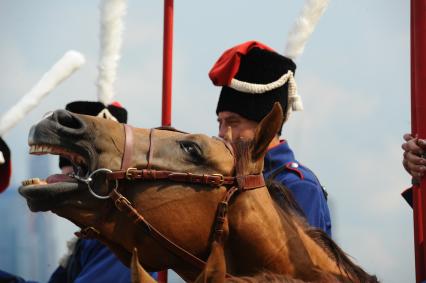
267,139,286,151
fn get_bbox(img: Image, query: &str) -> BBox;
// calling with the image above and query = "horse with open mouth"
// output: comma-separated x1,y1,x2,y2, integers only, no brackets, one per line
19,104,378,282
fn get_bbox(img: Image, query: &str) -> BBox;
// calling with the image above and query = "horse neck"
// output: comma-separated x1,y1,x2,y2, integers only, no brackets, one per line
224,186,343,280
225,186,294,274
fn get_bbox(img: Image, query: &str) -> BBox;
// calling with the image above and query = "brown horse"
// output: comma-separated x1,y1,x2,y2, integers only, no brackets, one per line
19,104,378,282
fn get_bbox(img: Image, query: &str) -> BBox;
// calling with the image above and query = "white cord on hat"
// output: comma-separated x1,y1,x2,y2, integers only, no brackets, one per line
230,70,292,94
229,70,303,118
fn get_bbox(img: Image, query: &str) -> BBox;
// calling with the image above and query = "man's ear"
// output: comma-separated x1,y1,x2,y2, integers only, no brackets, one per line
251,103,283,161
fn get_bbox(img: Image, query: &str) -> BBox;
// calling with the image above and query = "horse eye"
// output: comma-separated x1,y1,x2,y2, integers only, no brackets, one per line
179,141,203,162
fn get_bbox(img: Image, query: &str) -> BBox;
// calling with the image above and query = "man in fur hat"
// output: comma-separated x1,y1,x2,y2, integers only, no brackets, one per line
210,41,332,236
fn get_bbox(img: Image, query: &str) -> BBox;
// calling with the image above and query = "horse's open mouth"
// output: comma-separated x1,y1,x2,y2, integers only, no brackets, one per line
19,144,89,212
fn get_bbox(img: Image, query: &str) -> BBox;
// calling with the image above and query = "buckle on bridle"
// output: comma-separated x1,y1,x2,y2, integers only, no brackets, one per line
114,194,132,211
211,173,225,186
126,167,138,180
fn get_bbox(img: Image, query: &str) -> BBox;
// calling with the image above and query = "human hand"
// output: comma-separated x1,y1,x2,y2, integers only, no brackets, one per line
402,133,426,180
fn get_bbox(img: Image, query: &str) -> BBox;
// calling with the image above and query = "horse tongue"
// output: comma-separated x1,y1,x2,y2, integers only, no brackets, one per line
46,174,75,184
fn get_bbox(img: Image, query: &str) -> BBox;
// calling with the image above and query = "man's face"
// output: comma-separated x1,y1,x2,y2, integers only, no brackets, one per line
217,111,258,141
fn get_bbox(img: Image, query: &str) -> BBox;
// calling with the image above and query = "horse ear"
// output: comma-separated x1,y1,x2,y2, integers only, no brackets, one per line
194,241,226,283
252,103,283,161
224,126,233,143
131,247,157,283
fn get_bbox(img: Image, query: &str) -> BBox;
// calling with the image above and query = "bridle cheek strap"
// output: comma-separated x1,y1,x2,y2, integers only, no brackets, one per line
121,124,134,170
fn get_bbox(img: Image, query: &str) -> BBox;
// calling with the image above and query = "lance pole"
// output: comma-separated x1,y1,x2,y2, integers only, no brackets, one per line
158,0,174,282
161,0,174,127
411,0,426,281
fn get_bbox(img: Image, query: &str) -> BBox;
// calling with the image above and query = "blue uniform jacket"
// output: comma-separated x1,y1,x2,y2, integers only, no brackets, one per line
49,239,132,283
0,239,158,283
263,141,332,236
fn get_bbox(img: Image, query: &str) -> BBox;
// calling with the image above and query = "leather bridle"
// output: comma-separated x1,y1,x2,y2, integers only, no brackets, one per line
74,124,265,274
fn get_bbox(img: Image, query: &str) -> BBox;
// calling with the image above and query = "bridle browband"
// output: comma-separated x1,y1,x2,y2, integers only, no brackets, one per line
75,124,265,274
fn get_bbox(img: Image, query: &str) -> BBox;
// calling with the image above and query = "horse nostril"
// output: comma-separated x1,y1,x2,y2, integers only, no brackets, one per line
54,110,84,130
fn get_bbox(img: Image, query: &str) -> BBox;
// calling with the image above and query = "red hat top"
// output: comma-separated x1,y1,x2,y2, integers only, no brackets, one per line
209,41,275,86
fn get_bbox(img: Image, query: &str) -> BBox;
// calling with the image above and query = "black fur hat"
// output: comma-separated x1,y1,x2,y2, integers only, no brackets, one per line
215,47,296,123
65,101,127,123
209,41,302,134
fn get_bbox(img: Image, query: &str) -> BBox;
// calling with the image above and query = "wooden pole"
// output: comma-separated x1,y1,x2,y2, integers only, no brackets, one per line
161,0,174,127
410,0,426,281
158,0,174,281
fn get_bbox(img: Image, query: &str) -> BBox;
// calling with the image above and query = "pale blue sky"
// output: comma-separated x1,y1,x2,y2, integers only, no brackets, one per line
0,1,413,282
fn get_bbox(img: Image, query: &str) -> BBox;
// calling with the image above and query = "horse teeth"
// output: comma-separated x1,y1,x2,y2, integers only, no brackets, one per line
29,145,55,154
22,178,48,186
22,178,41,186
28,144,77,162
42,146,51,153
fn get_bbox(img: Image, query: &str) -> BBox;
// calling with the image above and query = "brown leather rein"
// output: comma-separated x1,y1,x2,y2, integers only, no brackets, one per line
75,124,265,274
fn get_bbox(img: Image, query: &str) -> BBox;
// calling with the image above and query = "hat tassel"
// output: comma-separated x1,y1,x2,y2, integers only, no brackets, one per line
288,74,303,111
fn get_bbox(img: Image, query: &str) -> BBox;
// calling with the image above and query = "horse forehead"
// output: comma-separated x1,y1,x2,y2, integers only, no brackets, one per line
142,130,232,157
152,131,228,149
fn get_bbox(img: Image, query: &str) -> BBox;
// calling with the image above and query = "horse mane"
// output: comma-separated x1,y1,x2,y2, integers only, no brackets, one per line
266,178,306,217
232,138,263,175
232,139,379,283
269,181,379,283
305,228,379,283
